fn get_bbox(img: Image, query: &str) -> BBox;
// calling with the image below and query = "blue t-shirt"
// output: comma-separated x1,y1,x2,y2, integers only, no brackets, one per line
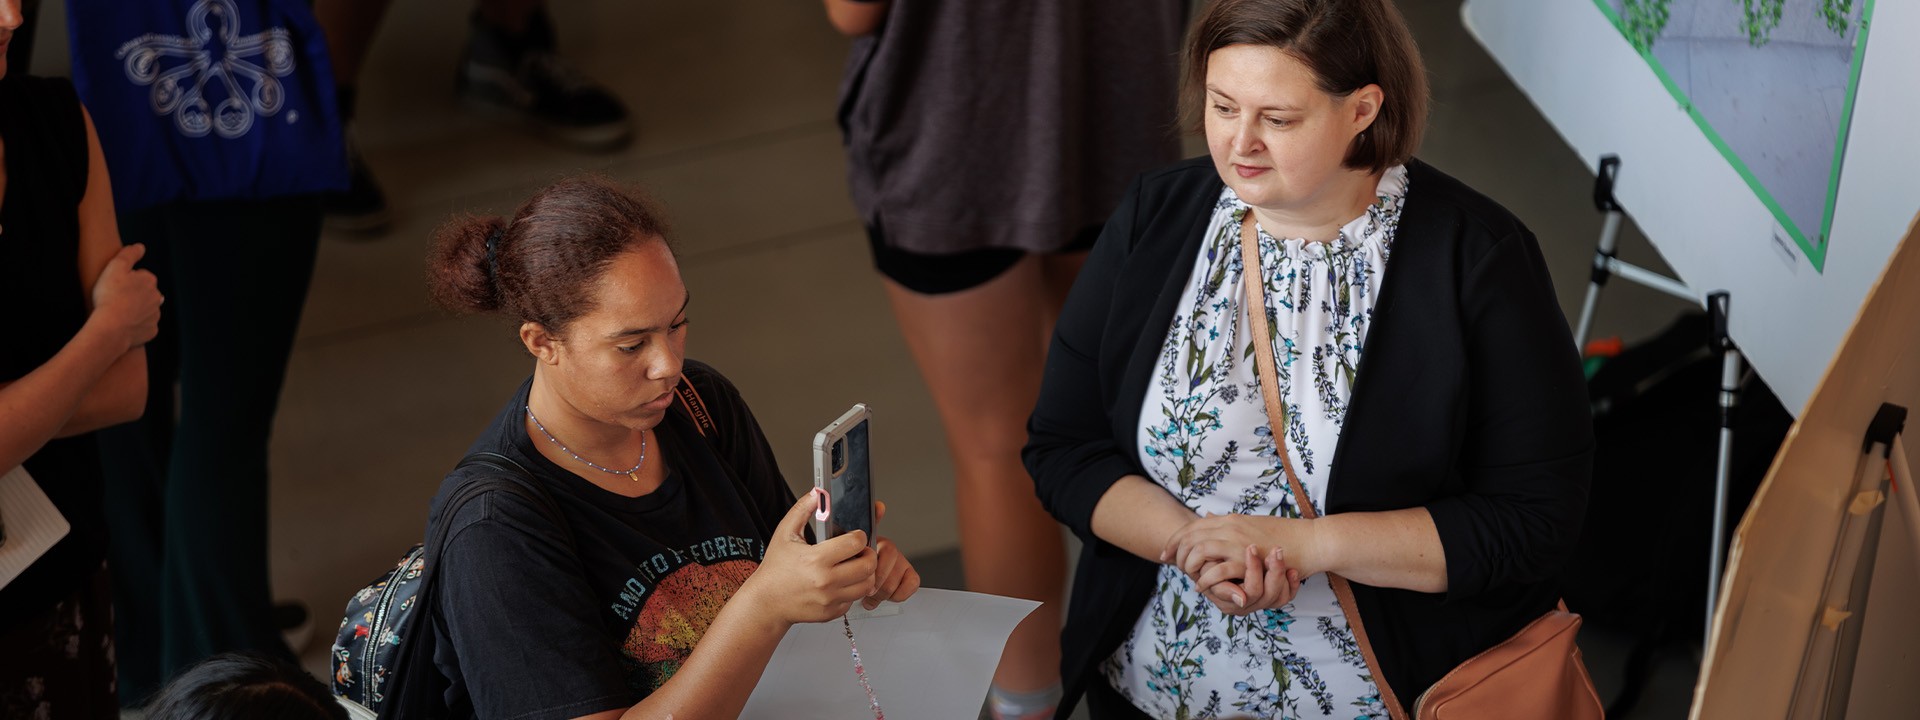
66,0,347,211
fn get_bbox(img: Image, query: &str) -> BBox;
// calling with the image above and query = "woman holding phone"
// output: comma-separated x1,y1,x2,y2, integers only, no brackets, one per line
412,176,921,719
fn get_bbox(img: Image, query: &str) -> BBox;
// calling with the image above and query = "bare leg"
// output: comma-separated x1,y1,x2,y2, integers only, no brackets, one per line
1040,251,1089,328
312,0,395,90
883,257,1067,697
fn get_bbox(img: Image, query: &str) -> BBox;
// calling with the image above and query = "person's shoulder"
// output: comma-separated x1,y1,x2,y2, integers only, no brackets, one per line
679,358,748,409
0,74,86,141
1,73,79,103
1133,156,1223,197
1101,157,1224,256
1401,159,1536,265
1403,159,1530,241
427,472,575,590
1,75,90,200
430,456,561,541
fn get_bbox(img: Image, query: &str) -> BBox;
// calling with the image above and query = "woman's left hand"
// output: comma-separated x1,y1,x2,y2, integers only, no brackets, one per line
1163,512,1326,581
865,501,922,610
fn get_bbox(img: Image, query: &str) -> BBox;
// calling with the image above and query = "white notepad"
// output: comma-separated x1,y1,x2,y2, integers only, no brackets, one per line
742,588,1041,720
0,465,70,590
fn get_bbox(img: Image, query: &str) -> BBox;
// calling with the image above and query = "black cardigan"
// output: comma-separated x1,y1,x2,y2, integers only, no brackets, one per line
1024,157,1593,716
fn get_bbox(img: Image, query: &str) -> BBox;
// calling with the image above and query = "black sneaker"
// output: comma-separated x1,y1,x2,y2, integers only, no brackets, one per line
456,10,633,151
323,138,392,234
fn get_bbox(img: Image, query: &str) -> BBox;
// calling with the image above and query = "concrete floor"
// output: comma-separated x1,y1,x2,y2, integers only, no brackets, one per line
34,0,1704,717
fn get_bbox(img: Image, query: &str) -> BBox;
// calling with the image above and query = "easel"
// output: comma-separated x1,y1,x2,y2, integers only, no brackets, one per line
1571,155,1747,643
1786,405,1909,719
1691,210,1920,718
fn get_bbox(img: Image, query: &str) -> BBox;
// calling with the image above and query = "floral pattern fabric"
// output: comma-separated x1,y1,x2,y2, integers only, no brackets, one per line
1107,166,1408,719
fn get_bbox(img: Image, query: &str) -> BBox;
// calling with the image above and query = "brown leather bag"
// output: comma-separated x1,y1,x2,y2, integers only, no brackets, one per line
1236,217,1603,720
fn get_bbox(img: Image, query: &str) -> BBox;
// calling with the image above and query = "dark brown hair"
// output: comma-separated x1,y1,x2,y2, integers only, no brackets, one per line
144,652,346,720
1182,0,1429,173
428,176,672,334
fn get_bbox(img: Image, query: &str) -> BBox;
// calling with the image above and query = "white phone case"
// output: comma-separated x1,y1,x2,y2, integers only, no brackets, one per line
811,403,874,546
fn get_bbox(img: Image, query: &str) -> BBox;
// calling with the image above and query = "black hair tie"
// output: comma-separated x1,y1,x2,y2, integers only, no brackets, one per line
484,226,505,282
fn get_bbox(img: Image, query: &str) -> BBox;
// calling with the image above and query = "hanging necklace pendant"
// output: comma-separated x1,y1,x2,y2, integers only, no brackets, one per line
629,471,641,483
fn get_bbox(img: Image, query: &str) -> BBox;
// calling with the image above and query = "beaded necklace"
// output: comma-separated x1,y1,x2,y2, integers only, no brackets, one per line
526,405,648,481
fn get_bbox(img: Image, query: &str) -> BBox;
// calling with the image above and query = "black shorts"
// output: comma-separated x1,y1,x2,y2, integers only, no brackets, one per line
866,221,1102,295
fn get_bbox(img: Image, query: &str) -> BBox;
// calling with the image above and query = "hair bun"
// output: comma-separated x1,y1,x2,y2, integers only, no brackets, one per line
424,175,673,333
427,214,508,315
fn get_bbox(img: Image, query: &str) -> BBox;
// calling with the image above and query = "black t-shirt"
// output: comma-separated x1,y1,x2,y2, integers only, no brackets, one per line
428,361,796,719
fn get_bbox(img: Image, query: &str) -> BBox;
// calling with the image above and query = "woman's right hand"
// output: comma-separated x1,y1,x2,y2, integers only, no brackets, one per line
1192,544,1302,617
741,490,879,626
88,243,164,351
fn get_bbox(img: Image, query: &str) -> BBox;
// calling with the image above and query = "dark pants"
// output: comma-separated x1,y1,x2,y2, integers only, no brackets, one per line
1083,678,1155,720
97,196,321,704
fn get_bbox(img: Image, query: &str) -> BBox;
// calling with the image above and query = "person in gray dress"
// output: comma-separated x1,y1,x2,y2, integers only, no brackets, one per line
825,2,1186,718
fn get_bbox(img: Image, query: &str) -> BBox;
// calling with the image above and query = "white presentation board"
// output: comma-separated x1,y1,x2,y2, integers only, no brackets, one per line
1462,0,1920,415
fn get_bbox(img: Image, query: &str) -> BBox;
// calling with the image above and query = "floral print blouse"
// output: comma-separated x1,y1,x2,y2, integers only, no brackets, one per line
1106,166,1409,719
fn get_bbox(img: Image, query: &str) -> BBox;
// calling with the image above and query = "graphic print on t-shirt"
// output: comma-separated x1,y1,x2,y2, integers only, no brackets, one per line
611,535,766,692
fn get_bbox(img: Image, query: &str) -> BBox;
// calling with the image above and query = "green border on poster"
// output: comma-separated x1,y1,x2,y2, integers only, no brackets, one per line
1821,0,1873,266
1593,0,1874,273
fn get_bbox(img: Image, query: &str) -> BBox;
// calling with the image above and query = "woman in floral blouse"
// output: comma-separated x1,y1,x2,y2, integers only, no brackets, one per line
1023,1,1593,718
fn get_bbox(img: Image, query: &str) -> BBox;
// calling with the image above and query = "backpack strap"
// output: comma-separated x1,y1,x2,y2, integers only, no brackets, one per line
674,378,718,438
457,451,575,551
671,374,780,530
376,452,572,720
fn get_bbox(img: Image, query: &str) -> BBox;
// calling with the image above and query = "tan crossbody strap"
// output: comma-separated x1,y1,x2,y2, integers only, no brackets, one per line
1237,216,1412,720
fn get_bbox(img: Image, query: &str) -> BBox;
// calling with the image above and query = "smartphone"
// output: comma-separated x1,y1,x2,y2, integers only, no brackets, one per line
811,403,875,547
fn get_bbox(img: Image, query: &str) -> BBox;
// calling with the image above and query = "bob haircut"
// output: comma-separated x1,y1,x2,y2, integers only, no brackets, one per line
1182,0,1430,173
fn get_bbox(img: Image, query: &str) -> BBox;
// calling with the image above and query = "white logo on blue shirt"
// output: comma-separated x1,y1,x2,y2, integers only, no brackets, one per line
114,0,296,139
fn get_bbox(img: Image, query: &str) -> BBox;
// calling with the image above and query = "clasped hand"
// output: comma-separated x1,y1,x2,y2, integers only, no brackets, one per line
1159,513,1317,616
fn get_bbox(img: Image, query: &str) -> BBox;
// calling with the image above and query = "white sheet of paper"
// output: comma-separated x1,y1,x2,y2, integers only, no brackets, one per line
0,465,70,589
741,588,1041,720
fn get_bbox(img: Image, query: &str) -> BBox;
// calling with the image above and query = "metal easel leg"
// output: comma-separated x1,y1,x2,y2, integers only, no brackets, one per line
1573,156,1623,350
1707,291,1739,645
